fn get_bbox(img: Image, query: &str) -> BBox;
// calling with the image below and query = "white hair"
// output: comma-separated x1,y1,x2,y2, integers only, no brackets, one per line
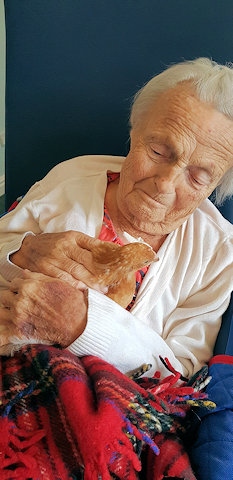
130,58,233,205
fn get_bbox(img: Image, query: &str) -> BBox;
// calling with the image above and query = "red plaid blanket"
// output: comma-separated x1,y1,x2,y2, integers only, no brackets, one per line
0,345,214,479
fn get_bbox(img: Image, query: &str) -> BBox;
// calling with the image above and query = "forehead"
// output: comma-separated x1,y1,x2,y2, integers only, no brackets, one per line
141,84,233,160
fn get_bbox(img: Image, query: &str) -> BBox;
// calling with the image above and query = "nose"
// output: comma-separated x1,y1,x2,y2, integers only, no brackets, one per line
154,166,178,194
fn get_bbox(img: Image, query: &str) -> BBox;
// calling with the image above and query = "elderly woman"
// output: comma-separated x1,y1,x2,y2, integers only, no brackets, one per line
0,57,233,380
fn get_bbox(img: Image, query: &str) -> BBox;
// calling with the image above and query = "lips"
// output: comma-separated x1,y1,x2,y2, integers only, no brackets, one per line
137,189,173,208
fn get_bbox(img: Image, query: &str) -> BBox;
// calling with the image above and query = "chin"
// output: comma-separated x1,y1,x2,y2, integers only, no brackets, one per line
130,211,186,237
132,209,166,229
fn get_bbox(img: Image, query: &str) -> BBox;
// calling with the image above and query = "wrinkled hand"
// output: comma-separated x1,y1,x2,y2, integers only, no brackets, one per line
10,231,107,291
0,270,88,347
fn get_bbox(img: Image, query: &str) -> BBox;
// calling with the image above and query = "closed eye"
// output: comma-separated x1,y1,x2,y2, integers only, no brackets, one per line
151,148,162,157
188,167,212,188
149,141,172,159
150,147,171,163
190,175,204,185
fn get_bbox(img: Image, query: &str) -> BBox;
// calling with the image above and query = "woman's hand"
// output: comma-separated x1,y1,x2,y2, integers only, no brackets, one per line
0,270,88,347
10,231,107,291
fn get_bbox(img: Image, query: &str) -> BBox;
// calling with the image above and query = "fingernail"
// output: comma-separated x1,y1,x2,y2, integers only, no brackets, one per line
95,285,108,294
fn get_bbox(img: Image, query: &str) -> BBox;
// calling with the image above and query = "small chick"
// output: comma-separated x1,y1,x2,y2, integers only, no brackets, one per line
91,241,157,308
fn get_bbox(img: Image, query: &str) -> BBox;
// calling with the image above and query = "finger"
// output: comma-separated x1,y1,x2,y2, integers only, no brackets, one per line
67,233,103,271
58,269,108,293
10,253,108,294
68,246,96,273
66,278,107,293
21,269,51,282
0,289,16,308
59,261,108,292
0,306,12,322
41,258,108,292
22,267,107,293
74,232,103,250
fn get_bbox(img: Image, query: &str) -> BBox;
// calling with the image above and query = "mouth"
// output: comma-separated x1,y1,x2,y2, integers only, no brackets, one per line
137,189,170,208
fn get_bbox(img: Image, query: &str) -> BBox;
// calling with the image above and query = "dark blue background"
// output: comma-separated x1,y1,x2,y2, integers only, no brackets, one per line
4,0,233,212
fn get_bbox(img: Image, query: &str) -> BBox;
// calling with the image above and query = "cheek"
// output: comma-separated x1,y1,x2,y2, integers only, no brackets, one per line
119,159,136,193
121,150,150,184
175,188,205,216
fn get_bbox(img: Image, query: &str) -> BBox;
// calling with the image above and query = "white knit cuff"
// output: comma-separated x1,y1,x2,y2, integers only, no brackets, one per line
0,232,35,281
68,288,123,358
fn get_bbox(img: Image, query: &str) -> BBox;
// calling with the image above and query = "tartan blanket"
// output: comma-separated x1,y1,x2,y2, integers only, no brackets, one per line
0,345,214,480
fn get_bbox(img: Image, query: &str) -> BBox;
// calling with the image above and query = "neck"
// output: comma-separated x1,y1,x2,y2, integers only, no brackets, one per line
105,182,167,252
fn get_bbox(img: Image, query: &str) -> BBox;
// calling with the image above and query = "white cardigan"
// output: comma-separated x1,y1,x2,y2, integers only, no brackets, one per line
0,155,232,378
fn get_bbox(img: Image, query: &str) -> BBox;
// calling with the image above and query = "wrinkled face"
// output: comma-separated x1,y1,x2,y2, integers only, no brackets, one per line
117,84,233,236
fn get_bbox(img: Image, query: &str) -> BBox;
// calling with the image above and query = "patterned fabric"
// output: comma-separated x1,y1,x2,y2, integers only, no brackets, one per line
98,172,149,311
0,345,215,480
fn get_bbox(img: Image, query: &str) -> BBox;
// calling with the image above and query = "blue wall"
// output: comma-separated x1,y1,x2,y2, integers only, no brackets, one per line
4,0,233,206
